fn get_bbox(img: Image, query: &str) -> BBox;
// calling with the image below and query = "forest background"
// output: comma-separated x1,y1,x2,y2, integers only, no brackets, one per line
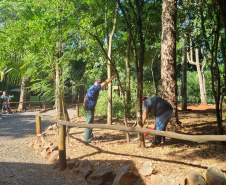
0,0,226,145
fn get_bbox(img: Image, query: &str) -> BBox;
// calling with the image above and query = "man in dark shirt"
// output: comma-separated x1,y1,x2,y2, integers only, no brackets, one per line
83,73,118,144
142,96,173,146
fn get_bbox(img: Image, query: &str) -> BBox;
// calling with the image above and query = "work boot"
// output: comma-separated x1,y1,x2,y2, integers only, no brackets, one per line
161,136,165,143
150,135,161,147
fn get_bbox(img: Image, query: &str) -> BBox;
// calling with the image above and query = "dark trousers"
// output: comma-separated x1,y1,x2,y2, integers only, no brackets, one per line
84,108,94,143
154,109,173,144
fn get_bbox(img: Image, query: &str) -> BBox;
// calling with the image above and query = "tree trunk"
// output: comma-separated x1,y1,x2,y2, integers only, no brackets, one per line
216,0,226,33
161,0,179,128
106,2,118,125
62,93,70,121
200,47,207,104
195,48,207,105
17,77,26,111
200,4,223,134
151,54,159,96
126,34,132,113
220,33,226,86
79,84,85,103
181,36,187,110
107,65,112,125
210,19,223,134
55,62,62,120
105,3,112,125
135,0,145,148
187,39,207,105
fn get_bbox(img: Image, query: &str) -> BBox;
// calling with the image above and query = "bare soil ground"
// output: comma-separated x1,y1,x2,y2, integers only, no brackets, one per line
43,104,226,184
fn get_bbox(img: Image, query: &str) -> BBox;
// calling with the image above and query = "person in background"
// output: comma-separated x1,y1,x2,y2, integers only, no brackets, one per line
83,73,118,144
0,97,3,119
1,91,10,114
142,96,173,146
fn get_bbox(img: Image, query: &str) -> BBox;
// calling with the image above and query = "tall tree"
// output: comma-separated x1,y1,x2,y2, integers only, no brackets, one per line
118,0,153,147
180,11,189,111
199,0,224,134
187,39,207,105
181,36,187,110
105,2,119,125
125,33,132,113
216,0,226,40
161,0,179,128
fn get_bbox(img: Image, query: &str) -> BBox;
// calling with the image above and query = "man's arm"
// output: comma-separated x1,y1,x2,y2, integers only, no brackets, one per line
101,73,118,88
142,108,149,126
83,94,87,109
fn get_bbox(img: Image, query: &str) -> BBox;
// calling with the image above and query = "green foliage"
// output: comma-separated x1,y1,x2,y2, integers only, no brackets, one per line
78,104,86,117
1,0,225,119
95,90,124,119
8,95,14,101
178,71,215,104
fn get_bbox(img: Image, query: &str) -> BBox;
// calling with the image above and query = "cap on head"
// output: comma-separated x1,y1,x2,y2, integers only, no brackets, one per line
95,79,102,83
142,96,147,101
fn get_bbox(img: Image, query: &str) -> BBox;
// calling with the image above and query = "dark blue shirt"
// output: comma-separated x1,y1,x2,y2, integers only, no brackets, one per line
85,84,101,110
143,96,173,117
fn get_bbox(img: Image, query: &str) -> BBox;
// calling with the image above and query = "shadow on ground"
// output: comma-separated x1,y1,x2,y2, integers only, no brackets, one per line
0,159,144,185
68,135,226,174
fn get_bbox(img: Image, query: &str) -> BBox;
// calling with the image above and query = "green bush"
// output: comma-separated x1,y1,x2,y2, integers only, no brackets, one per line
177,71,215,104
95,90,124,119
78,104,86,116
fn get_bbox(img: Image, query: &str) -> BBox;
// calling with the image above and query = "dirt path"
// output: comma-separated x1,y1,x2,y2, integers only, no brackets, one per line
0,110,85,185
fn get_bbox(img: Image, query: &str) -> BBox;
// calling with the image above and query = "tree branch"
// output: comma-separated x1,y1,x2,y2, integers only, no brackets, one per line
187,39,196,65
201,47,206,71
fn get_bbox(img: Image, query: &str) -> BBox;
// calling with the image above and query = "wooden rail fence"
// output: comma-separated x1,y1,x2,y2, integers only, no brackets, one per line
35,105,226,171
10,101,50,110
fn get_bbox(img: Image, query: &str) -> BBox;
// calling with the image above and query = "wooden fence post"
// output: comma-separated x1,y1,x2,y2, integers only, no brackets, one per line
36,114,41,135
58,124,67,170
76,104,79,117
43,101,46,111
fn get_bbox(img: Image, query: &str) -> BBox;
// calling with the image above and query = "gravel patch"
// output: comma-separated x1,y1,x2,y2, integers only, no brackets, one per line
0,108,85,185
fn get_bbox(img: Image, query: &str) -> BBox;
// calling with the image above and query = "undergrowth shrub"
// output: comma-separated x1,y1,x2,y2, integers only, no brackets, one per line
95,90,124,119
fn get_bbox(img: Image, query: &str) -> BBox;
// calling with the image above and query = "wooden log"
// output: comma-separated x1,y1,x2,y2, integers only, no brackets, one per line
38,113,226,143
58,125,67,170
57,120,226,143
76,105,79,117
35,114,41,135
